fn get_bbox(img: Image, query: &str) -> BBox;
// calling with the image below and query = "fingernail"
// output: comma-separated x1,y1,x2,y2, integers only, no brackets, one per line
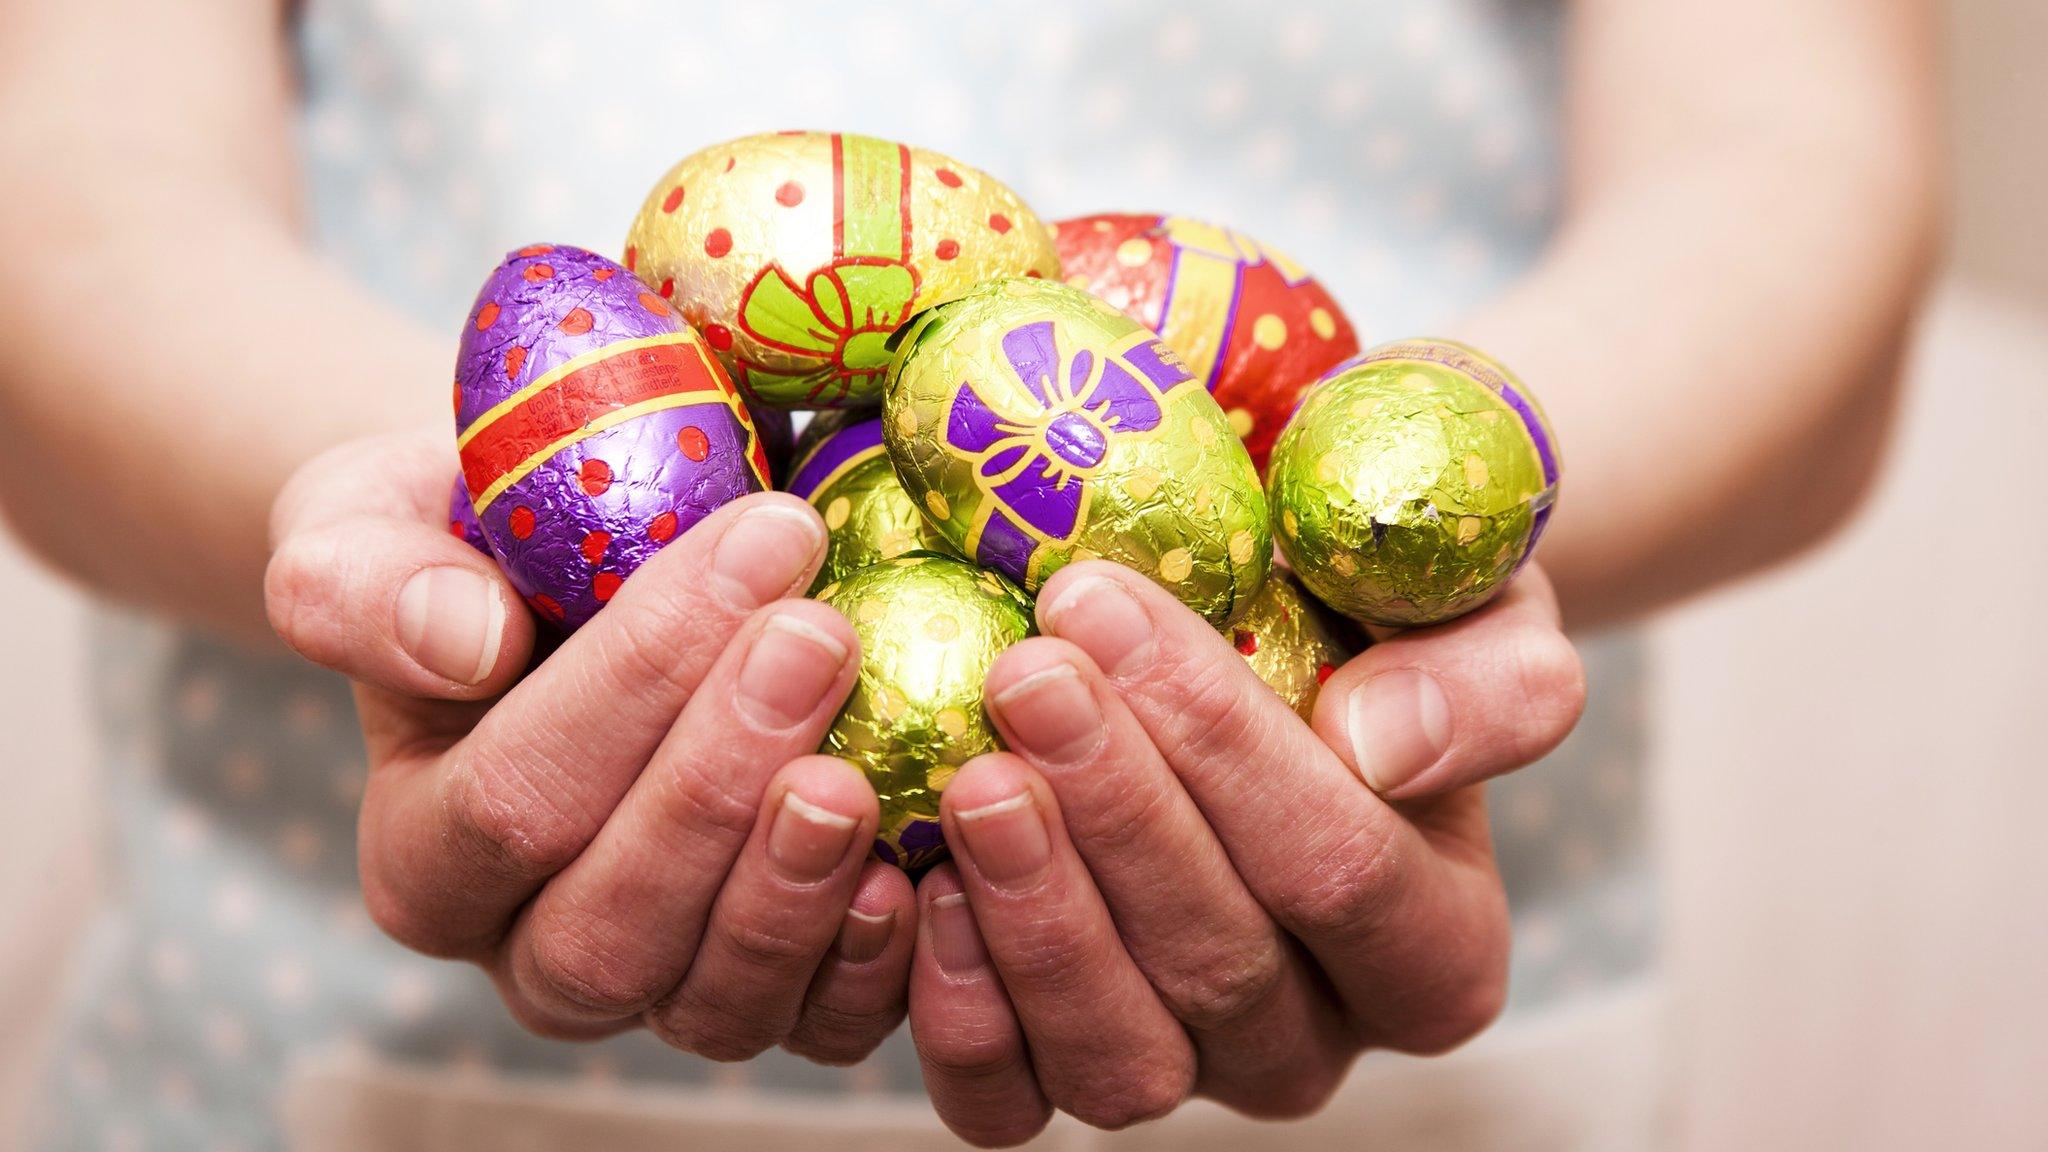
929,892,988,975
713,504,825,609
396,566,505,685
1348,669,1453,793
767,791,860,882
737,614,849,729
1039,575,1153,676
953,792,1051,889
835,907,896,964
990,664,1103,764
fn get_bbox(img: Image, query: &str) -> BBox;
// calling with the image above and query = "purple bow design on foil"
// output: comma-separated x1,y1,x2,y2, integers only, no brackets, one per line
946,320,1193,581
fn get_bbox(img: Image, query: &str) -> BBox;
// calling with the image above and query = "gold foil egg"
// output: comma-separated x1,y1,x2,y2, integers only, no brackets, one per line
1226,569,1361,722
1268,339,1559,627
624,131,1060,410
816,553,1035,870
884,278,1272,627
784,414,955,592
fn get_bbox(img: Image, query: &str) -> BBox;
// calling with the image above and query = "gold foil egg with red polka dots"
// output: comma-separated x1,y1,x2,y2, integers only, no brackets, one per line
1053,213,1361,471
1227,569,1362,723
454,243,768,631
624,131,1060,411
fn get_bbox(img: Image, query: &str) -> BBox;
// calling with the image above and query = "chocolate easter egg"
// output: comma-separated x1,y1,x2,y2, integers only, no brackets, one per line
1054,213,1360,470
447,476,491,556
1227,569,1361,721
1269,339,1559,627
785,415,954,592
455,244,766,631
624,131,1060,410
885,278,1271,627
816,553,1034,871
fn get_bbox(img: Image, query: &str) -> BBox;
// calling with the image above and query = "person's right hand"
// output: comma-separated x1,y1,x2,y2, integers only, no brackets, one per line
263,427,914,1064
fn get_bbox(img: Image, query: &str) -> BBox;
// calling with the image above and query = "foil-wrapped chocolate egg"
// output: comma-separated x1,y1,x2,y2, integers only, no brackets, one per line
1053,213,1360,471
885,278,1272,627
1268,339,1559,627
1227,570,1361,722
455,244,768,630
816,553,1035,870
624,131,1060,410
785,415,954,592
447,476,492,556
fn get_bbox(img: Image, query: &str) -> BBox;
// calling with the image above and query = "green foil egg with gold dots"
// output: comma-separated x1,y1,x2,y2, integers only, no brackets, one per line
815,553,1034,870
1268,339,1560,628
784,414,955,592
883,278,1271,627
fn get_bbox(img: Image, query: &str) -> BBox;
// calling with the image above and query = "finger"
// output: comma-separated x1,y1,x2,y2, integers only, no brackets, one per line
357,494,828,958
983,638,1355,1117
1036,562,1507,1052
644,757,878,1059
497,601,858,1027
908,865,1051,1149
942,756,1195,1131
784,859,918,1066
268,514,534,700
1316,568,1585,801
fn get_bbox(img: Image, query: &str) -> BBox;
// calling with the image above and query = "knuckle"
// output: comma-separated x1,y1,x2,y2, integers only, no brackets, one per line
920,1027,1028,1086
1511,629,1588,747
783,1004,902,1066
525,922,671,1017
650,764,762,845
1067,1062,1190,1131
993,928,1094,993
593,581,723,701
1159,652,1267,764
1389,960,1509,1056
650,998,778,1062
359,873,464,959
1153,936,1287,1031
1270,824,1405,943
441,761,588,883
719,904,825,973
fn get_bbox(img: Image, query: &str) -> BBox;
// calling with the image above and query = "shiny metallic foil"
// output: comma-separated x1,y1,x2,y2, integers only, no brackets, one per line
454,244,767,631
885,278,1272,627
1053,213,1360,472
786,415,956,593
1226,570,1361,722
815,554,1035,870
624,131,1060,410
1268,339,1560,627
447,475,492,556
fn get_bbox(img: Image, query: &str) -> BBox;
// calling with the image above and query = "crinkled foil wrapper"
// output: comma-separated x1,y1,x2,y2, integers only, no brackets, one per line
624,131,1060,410
454,243,766,630
1053,213,1360,472
1227,569,1362,722
448,476,492,556
884,278,1272,627
1269,339,1559,627
815,553,1034,870
785,415,956,593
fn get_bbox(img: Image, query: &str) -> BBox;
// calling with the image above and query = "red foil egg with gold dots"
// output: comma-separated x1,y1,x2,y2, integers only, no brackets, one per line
1052,213,1361,470
623,131,1061,410
454,244,767,631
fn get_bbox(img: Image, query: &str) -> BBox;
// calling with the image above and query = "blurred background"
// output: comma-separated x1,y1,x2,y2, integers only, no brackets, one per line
4,1,2044,1148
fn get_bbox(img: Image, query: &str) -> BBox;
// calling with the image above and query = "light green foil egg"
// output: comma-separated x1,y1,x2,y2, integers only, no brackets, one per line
1268,339,1560,627
884,278,1271,627
784,414,955,593
815,553,1034,870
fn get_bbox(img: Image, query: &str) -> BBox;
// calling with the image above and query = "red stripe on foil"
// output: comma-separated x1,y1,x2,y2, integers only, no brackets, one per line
460,340,719,501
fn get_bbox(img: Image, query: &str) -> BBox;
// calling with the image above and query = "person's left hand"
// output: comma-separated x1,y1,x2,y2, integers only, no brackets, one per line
903,560,1585,1146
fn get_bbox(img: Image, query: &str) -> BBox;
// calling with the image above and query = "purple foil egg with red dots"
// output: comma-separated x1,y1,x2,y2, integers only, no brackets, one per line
447,476,491,556
454,243,769,630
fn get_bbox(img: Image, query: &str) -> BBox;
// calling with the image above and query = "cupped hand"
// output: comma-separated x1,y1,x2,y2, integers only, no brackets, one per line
263,427,915,1065
906,560,1585,1146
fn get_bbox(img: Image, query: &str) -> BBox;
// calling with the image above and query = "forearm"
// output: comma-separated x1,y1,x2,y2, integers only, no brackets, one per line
0,153,443,641
1461,0,1943,628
